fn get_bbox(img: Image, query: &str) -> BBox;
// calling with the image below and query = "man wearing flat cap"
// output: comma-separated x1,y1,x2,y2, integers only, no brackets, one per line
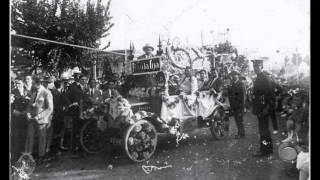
138,43,155,59
251,59,274,157
228,70,246,138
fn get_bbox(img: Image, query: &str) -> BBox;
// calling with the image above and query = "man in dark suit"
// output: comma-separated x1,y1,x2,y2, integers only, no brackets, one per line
50,79,71,154
66,74,87,155
86,78,103,106
251,59,274,157
228,70,246,138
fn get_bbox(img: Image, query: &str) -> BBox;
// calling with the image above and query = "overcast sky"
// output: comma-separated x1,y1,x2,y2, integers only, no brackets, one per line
101,0,309,68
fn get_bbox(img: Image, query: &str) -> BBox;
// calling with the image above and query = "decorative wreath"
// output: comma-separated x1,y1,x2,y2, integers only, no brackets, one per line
126,121,157,162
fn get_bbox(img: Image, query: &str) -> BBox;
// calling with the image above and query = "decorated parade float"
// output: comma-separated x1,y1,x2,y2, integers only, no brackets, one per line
79,42,233,162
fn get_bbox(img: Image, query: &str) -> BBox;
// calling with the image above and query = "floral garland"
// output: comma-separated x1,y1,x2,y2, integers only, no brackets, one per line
142,164,173,174
162,96,180,109
12,152,36,180
126,121,158,161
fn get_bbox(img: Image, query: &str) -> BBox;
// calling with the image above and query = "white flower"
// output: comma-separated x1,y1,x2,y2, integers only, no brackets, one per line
135,125,142,132
128,137,134,146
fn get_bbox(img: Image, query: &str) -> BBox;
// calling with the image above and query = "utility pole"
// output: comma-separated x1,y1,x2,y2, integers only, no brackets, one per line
201,30,204,47
92,52,97,80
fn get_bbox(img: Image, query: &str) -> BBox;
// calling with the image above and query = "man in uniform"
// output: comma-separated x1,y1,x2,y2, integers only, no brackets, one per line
251,59,274,157
264,71,279,134
228,70,246,138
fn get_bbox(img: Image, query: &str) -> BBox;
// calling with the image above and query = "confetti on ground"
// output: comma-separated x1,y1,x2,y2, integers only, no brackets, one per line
228,140,237,148
176,133,189,145
186,166,193,171
107,164,113,170
142,165,173,174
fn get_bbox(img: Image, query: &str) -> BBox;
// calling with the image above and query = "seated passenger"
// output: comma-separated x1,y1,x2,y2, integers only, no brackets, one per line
200,68,222,93
197,69,209,90
179,66,198,95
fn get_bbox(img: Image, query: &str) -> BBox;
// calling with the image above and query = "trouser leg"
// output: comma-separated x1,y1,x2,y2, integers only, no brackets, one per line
72,117,83,152
37,124,47,157
25,121,35,154
269,105,278,130
234,111,245,136
46,122,53,154
258,114,273,154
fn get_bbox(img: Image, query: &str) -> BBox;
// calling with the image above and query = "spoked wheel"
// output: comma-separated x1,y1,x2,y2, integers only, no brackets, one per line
210,108,229,140
124,120,158,162
80,118,109,154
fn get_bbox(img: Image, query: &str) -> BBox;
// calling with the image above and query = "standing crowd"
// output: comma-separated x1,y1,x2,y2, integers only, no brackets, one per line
11,72,122,165
10,46,309,179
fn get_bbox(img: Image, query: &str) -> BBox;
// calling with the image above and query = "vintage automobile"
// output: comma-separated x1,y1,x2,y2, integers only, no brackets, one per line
80,56,231,162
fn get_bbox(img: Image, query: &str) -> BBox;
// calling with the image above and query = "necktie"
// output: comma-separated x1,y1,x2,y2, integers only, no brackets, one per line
33,91,38,103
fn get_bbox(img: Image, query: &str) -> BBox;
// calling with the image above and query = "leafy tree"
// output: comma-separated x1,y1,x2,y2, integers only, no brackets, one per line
210,41,249,75
235,54,249,73
213,41,236,54
11,0,114,76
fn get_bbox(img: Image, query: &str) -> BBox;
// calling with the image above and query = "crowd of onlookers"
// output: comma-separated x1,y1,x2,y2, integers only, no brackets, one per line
10,66,309,178
10,72,123,165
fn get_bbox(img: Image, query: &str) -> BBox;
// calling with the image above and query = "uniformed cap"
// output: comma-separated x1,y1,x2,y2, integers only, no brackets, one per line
33,76,43,83
239,76,246,80
60,76,70,81
229,70,240,76
73,72,82,77
251,59,264,65
263,70,272,75
89,78,98,84
43,75,55,83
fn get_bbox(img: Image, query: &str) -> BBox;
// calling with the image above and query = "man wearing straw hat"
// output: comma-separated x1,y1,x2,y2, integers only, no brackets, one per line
138,43,155,59
251,59,274,157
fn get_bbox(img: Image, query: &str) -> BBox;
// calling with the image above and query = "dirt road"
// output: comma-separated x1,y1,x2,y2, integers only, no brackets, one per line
29,112,296,180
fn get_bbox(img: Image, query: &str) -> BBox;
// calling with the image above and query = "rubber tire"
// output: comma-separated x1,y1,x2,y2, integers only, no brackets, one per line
123,120,158,163
80,119,108,154
210,108,229,140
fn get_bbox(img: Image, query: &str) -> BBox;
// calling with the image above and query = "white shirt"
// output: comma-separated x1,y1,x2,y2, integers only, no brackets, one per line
180,76,198,94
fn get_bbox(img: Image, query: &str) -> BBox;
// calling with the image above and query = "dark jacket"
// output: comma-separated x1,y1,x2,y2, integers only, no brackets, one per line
252,72,273,115
52,89,71,117
228,79,246,111
11,88,30,112
67,82,84,104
